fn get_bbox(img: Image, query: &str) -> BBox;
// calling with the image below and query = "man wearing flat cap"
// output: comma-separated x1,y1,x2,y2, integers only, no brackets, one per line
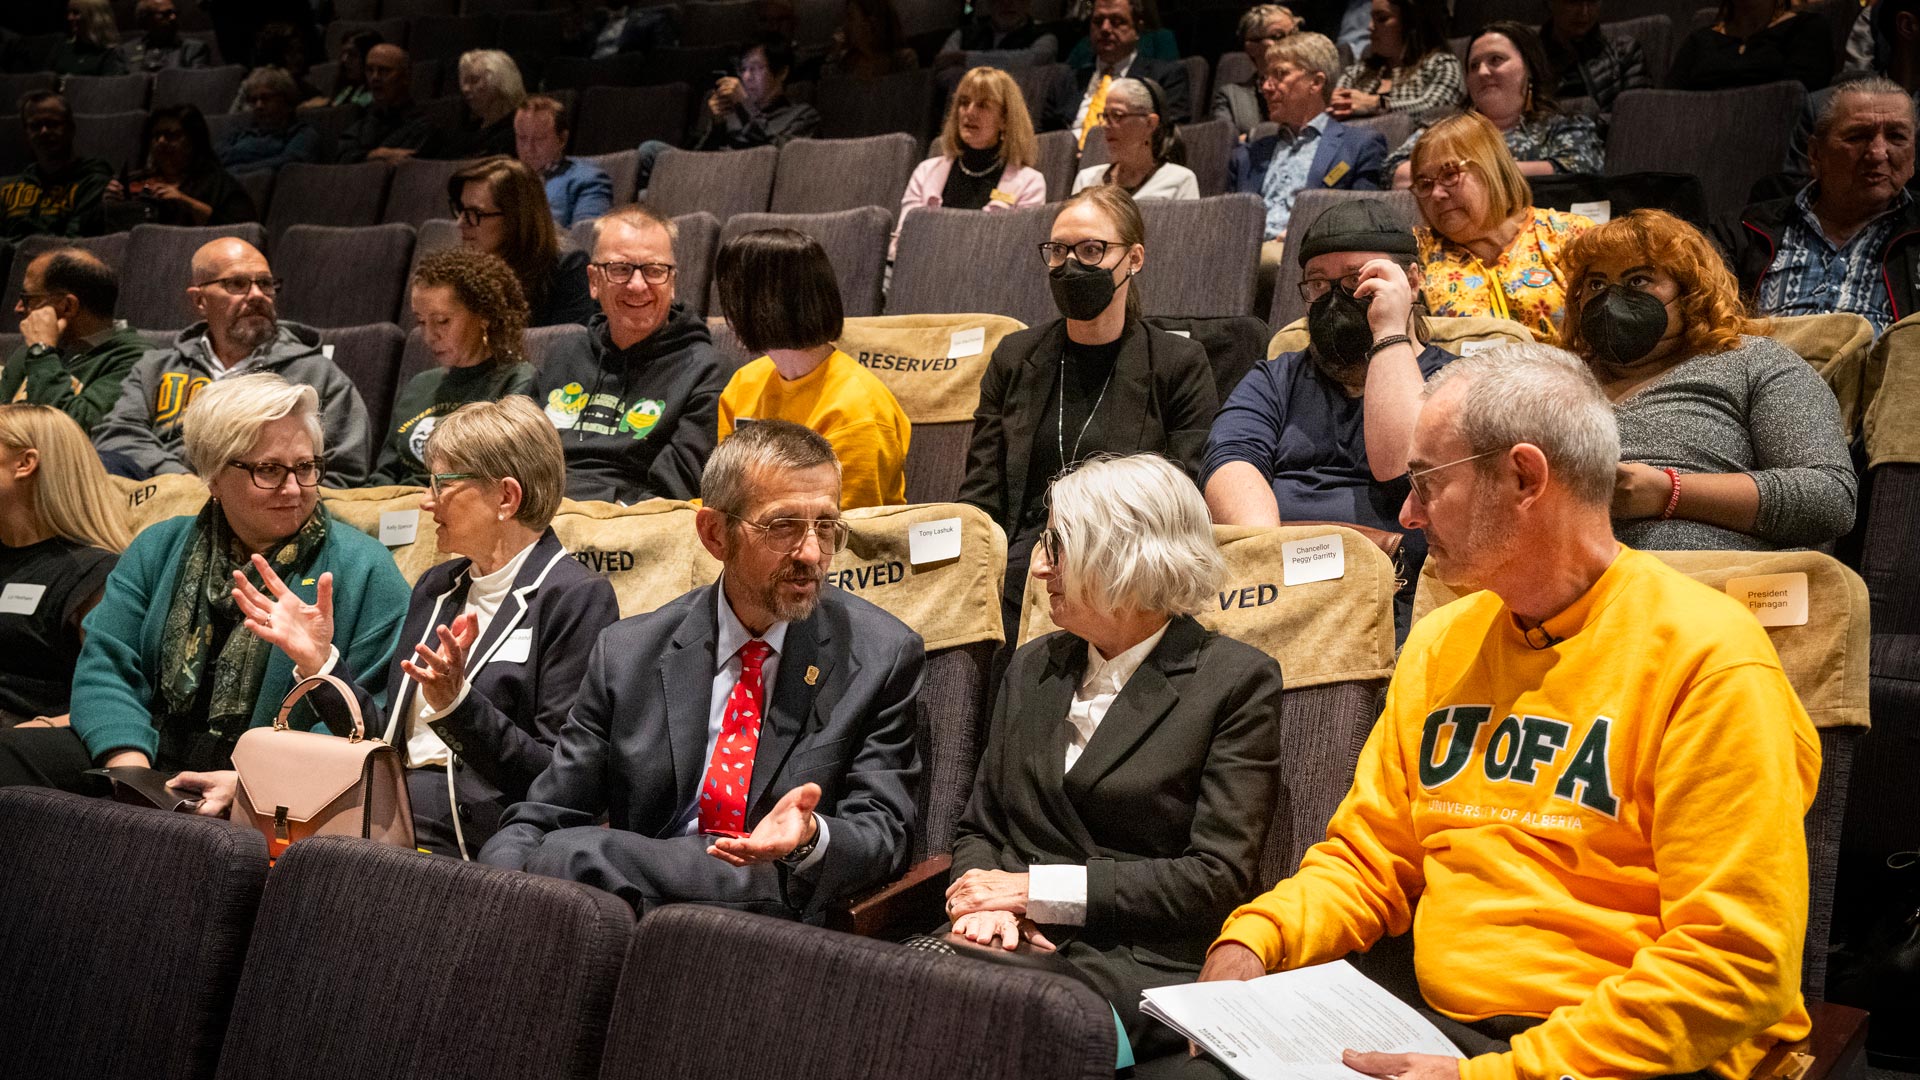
1201,200,1448,637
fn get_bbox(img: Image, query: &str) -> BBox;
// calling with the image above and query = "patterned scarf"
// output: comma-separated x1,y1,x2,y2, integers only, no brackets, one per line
157,500,329,740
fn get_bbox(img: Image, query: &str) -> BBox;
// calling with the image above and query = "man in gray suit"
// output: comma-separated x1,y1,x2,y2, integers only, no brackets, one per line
481,420,925,921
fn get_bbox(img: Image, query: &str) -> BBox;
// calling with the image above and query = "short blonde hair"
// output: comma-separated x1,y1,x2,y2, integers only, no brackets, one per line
458,49,527,111
180,373,324,481
936,67,1039,172
0,404,130,552
424,396,566,529
70,0,119,47
1047,453,1224,617
1411,110,1532,231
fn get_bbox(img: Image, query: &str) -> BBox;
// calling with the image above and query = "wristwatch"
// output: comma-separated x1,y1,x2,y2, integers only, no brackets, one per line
23,343,56,360
779,815,820,866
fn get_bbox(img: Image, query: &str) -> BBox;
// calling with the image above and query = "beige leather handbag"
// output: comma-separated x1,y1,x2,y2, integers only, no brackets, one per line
230,673,414,861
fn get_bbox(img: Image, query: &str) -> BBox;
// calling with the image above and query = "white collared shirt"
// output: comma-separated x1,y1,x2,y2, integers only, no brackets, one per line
194,331,271,379
1072,50,1138,141
405,540,538,766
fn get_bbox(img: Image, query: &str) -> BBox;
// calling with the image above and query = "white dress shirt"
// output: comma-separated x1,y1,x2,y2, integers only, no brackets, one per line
1072,50,1137,141
1028,621,1170,925
405,540,536,766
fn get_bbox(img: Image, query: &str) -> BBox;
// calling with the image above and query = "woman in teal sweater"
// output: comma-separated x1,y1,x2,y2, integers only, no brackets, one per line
63,373,409,813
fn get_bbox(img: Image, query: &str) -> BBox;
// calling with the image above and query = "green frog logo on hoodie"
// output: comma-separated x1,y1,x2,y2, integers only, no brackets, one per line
618,399,665,438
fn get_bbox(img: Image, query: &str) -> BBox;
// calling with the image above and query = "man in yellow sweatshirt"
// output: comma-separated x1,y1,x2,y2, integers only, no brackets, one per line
1194,341,1822,1080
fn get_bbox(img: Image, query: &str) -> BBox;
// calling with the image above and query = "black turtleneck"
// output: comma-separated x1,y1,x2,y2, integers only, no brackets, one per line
940,144,1004,210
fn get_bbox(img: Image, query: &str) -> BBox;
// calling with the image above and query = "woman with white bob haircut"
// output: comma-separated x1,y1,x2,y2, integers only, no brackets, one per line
944,451,1285,1063
234,396,621,857
60,373,409,811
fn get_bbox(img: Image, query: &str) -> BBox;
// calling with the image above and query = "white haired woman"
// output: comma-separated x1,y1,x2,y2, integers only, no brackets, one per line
56,373,410,811
232,397,621,857
1070,77,1199,200
945,452,1284,1064
426,49,527,159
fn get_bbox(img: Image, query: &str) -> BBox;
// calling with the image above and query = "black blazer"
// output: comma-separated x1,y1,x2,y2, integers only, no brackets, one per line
952,615,1284,967
1042,55,1193,131
338,528,621,854
479,581,926,920
958,317,1219,538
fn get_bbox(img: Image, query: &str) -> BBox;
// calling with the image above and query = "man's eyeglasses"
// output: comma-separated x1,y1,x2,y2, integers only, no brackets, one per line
450,203,507,226
428,471,479,499
1038,238,1124,269
1406,448,1503,504
1411,160,1473,197
591,261,675,285
727,513,851,555
1297,272,1366,303
228,458,324,490
195,275,282,296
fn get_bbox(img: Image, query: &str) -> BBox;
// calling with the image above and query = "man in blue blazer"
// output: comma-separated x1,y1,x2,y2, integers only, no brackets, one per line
481,420,926,922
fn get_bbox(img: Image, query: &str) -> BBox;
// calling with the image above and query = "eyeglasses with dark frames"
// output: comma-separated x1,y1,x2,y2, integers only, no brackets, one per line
195,275,282,297
228,458,324,490
1037,238,1125,269
590,261,676,285
725,513,851,555
449,203,508,227
1297,271,1366,304
1410,160,1474,197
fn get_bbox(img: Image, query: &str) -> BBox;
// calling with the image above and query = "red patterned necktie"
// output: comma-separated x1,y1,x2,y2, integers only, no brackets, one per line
699,639,772,837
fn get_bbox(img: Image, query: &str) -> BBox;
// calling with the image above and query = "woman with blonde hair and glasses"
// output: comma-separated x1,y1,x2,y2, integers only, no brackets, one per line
896,66,1046,257
0,405,129,730
51,0,126,76
447,155,594,327
429,48,527,159
0,374,409,805
1409,110,1594,343
234,395,620,856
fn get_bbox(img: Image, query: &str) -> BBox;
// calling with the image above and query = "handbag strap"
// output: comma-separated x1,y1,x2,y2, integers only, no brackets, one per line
273,672,366,742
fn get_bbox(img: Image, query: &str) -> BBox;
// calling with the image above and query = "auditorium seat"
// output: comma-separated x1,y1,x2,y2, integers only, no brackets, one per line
579,149,640,208
1768,312,1879,439
1181,55,1210,124
673,210,721,316
718,207,892,317
0,72,55,110
325,17,409,58
814,68,938,142
1346,109,1418,156
210,837,631,1080
277,223,417,328
0,787,267,1080
888,203,1060,326
406,12,501,62
0,232,129,335
1604,14,1678,85
524,321,590,366
1146,314,1272,404
1212,51,1254,105
677,0,763,48
266,161,393,244
151,64,247,117
1178,117,1237,196
600,905,1117,1079
771,133,919,215
384,156,475,228
64,72,151,114
706,315,756,373
542,53,652,91
1009,62,1073,132
571,83,690,156
320,322,409,437
1034,129,1079,202
385,0,462,17
646,145,777,221
1606,81,1806,228
1137,194,1264,317
1268,189,1419,330
116,222,269,331
236,168,274,218
72,109,147,172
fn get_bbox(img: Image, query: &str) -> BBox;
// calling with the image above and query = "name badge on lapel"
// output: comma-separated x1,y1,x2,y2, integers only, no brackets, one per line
1321,160,1350,186
495,627,533,664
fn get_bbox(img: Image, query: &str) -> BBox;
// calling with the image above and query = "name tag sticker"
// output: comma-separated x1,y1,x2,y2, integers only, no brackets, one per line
1459,338,1503,355
321,343,336,360
947,326,987,359
1322,160,1350,186
494,627,533,664
1570,200,1612,224
988,187,1015,205
0,582,46,615
1725,572,1809,627
379,509,420,547
1166,328,1192,338
1281,533,1346,586
908,516,963,566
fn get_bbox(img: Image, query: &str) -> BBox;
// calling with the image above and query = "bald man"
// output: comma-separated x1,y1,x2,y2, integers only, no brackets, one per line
334,44,434,164
0,249,145,435
93,239,373,484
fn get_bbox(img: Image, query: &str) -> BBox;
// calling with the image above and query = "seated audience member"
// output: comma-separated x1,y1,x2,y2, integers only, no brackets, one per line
481,420,925,920
1230,32,1388,263
1783,3,1920,181
822,0,918,80
1560,210,1856,550
536,205,727,503
961,185,1218,637
0,93,112,241
1387,23,1604,184
2,374,408,799
1213,4,1302,139
232,397,619,857
424,50,527,160
448,156,596,328
1204,202,1447,634
1071,78,1198,199
372,250,537,486
1333,0,1463,125
1065,0,1179,76
1728,78,1917,332
117,0,212,72
107,106,258,227
328,30,383,109
1411,111,1594,343
935,0,1058,72
1054,0,1191,146
947,452,1282,1062
334,44,435,164
51,0,127,76
577,0,677,59
1669,0,1836,91
1193,344,1821,1080
217,67,325,176
633,35,820,197
1,250,143,436
0,405,129,729
242,21,326,106
516,96,614,229
715,229,910,510
1539,0,1651,124
897,65,1047,256
93,239,375,487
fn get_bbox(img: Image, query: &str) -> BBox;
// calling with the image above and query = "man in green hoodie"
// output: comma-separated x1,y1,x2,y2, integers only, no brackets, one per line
0,92,111,240
0,248,145,436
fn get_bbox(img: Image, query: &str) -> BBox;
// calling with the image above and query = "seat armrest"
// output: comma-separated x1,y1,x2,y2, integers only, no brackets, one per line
1747,1001,1868,1080
826,853,952,939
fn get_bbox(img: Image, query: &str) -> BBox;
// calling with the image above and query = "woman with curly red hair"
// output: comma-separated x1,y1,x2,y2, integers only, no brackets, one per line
1558,209,1855,551
370,248,536,486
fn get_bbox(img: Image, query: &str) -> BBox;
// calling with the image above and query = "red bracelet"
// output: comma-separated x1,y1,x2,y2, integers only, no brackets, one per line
1660,467,1681,520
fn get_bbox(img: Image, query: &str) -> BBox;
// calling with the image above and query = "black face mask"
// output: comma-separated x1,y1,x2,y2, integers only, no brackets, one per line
1579,285,1670,366
1307,287,1375,382
1050,258,1128,321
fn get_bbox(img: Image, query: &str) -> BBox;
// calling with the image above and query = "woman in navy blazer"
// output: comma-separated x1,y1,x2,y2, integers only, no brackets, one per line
233,396,620,858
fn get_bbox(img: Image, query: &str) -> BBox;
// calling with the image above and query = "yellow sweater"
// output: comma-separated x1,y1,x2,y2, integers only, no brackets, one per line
718,349,912,510
1215,548,1820,1080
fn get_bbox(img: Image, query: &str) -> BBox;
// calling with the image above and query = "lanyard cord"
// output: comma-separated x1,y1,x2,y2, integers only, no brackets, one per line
1058,342,1117,466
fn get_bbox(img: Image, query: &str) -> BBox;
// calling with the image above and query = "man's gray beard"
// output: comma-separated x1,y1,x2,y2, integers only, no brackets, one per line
228,314,277,352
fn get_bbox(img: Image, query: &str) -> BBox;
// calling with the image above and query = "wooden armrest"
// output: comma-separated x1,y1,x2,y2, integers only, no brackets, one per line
1747,1001,1868,1080
827,853,952,938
